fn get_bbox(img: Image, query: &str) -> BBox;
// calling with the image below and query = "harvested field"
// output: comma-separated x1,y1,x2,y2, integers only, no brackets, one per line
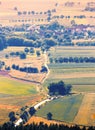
0,93,44,124
26,116,71,126
48,72,95,79
0,94,43,106
74,93,95,126
0,109,11,125
1,47,47,83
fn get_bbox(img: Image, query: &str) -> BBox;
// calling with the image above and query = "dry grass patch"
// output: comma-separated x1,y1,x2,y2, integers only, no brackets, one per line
74,93,95,126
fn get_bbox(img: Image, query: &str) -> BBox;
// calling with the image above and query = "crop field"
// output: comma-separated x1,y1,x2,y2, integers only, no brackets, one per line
0,75,44,125
0,46,47,124
36,94,83,122
44,46,95,92
0,76,37,95
49,46,95,58
74,93,95,126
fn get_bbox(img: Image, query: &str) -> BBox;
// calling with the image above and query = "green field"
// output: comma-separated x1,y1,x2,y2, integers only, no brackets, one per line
44,64,95,92
36,94,83,122
0,76,37,95
44,47,95,92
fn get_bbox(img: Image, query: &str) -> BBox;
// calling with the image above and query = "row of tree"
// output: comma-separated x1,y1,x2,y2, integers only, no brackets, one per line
17,9,56,16
5,52,26,59
12,64,48,73
12,64,39,73
2,122,95,130
50,57,95,63
76,42,95,46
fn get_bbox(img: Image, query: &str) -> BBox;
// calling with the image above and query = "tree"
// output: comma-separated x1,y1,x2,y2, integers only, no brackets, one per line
8,111,17,122
29,107,36,116
0,38,3,50
40,66,48,73
24,47,29,53
0,36,7,51
30,47,35,54
0,61,4,70
36,51,41,57
20,52,26,59
47,112,52,120
5,54,9,59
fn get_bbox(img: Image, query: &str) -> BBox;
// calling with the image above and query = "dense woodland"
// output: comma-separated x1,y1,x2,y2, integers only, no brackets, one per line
0,122,95,130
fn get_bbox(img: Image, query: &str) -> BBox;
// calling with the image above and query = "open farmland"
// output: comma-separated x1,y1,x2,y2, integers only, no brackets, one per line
0,93,44,125
44,46,95,92
49,46,95,58
0,47,47,83
0,46,48,124
0,75,44,124
0,76,37,95
74,93,95,126
36,94,83,122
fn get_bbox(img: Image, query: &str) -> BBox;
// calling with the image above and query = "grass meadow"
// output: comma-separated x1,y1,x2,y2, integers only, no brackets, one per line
36,94,83,122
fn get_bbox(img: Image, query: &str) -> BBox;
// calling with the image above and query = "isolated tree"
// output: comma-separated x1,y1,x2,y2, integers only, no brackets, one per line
36,51,41,57
5,54,9,59
24,47,29,53
47,112,53,120
30,47,35,54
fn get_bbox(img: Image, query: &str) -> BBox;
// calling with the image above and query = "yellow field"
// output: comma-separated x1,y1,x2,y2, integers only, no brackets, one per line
0,76,37,95
74,93,95,126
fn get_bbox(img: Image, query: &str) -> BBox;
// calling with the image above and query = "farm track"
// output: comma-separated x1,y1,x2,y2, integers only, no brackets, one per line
73,93,95,126
41,51,50,84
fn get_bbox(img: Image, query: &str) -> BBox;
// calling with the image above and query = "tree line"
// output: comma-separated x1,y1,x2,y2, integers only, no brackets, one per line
50,57,95,63
76,42,95,46
12,64,48,73
1,122,95,130
12,64,39,73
